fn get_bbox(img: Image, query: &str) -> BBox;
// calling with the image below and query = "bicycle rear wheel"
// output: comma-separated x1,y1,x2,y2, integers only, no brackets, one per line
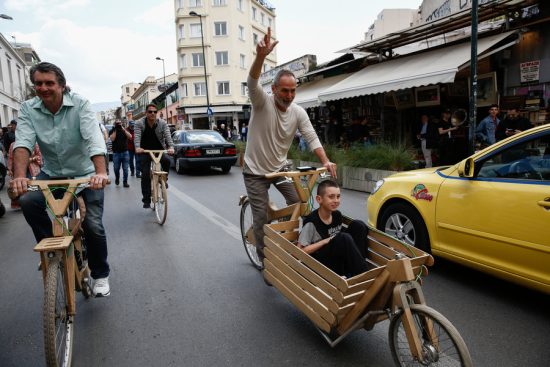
154,178,168,225
240,199,263,269
43,255,74,367
389,304,472,367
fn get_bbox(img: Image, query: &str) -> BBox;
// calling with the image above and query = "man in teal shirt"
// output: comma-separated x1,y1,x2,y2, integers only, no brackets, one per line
10,62,111,297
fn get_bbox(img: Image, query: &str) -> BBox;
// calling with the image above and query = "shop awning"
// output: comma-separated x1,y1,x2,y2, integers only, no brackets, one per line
319,32,516,102
185,105,243,114
294,73,352,108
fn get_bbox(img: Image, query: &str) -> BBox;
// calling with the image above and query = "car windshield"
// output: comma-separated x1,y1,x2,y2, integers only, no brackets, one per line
184,131,225,144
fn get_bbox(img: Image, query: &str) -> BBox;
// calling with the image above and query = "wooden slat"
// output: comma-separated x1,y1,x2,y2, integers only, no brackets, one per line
368,239,400,260
368,229,435,266
270,203,300,220
266,220,300,232
265,225,348,292
265,248,339,315
342,277,377,298
265,237,344,303
346,266,384,285
264,269,332,333
265,259,336,326
34,236,73,252
280,231,299,242
368,251,390,267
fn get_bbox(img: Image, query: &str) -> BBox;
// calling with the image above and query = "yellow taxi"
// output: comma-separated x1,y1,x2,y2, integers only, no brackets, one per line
367,124,550,294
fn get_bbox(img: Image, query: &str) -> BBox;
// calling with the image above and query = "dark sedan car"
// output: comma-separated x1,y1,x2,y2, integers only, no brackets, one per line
171,129,237,174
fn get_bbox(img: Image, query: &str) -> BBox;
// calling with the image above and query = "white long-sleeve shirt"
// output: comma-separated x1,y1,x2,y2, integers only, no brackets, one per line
244,75,321,175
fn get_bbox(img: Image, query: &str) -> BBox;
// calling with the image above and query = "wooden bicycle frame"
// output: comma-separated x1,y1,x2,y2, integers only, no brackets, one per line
145,150,168,201
32,178,90,316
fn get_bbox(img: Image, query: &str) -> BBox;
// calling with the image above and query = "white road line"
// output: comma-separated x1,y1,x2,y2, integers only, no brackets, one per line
169,186,242,241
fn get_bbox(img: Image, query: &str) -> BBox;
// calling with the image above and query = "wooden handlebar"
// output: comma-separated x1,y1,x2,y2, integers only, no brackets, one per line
264,167,327,179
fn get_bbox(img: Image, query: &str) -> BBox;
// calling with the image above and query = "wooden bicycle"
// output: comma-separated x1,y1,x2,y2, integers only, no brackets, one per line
28,178,98,367
239,168,472,366
143,150,168,225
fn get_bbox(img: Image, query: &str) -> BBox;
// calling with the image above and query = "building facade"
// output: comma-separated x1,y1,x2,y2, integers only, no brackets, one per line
174,0,276,130
364,9,419,42
0,33,31,127
129,74,178,122
121,82,141,120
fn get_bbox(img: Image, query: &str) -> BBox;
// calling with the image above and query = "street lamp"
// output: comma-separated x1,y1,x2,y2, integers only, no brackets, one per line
155,56,169,123
0,14,13,20
189,11,212,128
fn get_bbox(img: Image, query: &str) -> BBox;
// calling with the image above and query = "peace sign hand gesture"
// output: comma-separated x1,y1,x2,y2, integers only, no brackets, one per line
256,27,278,57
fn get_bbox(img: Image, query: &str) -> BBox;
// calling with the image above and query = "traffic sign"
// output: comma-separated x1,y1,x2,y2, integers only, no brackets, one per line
207,107,213,116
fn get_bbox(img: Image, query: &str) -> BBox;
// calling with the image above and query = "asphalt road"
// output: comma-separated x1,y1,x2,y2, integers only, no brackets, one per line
1,165,549,366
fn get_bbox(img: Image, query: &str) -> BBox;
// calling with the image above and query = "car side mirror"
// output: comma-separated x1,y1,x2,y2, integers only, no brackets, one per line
457,158,475,178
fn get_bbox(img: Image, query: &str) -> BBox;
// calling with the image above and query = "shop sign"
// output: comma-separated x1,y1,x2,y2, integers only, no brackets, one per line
520,60,540,83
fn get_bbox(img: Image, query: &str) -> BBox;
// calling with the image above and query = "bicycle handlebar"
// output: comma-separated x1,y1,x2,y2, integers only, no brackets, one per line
264,167,327,179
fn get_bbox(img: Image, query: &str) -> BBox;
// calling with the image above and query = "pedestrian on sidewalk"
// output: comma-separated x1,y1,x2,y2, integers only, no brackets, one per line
109,119,131,187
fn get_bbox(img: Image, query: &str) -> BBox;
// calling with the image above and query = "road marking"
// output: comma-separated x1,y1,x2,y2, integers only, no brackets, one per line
169,186,242,241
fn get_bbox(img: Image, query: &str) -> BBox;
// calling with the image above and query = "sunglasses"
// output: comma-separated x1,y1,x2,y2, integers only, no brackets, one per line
147,110,158,114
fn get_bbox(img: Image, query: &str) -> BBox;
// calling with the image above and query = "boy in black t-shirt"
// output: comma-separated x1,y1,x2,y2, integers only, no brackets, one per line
298,180,370,277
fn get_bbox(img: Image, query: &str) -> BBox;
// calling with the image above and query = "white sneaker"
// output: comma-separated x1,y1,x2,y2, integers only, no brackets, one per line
93,277,110,297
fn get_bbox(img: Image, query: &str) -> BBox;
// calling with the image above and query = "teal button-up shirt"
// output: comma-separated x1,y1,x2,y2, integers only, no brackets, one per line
14,91,106,177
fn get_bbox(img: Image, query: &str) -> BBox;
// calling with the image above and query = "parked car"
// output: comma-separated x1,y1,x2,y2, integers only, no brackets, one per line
170,130,237,174
367,124,550,294
104,124,114,161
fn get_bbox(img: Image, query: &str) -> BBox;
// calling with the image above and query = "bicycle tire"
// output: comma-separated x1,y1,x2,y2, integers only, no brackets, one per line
388,304,472,367
154,179,168,225
240,199,263,270
43,256,74,367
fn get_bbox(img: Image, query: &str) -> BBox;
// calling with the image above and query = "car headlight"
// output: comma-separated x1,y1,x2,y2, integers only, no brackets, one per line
371,179,384,195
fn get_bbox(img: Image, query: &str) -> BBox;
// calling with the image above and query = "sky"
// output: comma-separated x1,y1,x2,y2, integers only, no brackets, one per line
1,0,422,104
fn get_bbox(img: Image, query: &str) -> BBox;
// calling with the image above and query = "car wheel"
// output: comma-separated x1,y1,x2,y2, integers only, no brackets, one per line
378,202,431,253
221,165,231,174
175,158,185,174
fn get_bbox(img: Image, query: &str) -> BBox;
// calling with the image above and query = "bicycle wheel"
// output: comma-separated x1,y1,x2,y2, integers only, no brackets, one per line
240,199,263,269
154,178,168,225
389,304,472,367
43,256,74,367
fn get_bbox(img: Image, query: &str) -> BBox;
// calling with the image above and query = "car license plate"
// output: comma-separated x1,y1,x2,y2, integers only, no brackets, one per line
206,149,220,155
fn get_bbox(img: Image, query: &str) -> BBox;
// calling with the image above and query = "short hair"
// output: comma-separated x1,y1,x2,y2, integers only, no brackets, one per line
273,69,296,87
489,104,499,109
508,106,520,112
317,179,339,196
29,62,71,92
146,103,158,111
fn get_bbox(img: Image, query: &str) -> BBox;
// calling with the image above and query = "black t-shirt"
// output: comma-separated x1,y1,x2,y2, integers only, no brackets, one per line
299,209,343,246
140,122,164,150
109,127,128,153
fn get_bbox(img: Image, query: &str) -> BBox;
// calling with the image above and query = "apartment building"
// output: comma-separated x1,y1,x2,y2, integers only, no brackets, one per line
174,0,277,129
121,82,141,120
0,33,31,127
129,74,178,121
364,9,419,42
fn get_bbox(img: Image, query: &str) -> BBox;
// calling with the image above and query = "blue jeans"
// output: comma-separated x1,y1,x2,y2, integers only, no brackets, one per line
19,171,110,279
128,150,136,175
113,151,129,182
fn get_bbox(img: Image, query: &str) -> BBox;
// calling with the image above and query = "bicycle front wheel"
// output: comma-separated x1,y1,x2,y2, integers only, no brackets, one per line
240,199,263,270
389,304,472,367
43,256,74,367
154,178,168,225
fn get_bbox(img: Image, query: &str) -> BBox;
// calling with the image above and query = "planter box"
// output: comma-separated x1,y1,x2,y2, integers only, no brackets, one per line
341,167,396,193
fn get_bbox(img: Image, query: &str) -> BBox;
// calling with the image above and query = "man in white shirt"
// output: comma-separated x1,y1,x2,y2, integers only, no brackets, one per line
243,27,337,267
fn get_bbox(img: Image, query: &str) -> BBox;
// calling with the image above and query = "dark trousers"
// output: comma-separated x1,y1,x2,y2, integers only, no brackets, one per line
312,220,369,277
140,153,170,203
19,171,110,279
128,150,135,175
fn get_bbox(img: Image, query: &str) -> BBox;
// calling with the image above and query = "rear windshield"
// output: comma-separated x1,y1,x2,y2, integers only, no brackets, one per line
185,131,226,144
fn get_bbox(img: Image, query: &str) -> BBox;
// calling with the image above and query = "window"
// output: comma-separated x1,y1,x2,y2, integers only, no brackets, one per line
178,24,185,39
213,0,226,5
177,0,184,9
253,33,258,45
238,25,245,40
268,18,272,28
190,23,202,38
189,0,202,7
126,86,129,93
194,82,206,96
241,82,248,96
179,54,187,69
180,83,188,97
192,53,204,67
214,22,227,36
217,81,230,95
252,7,257,20
237,0,243,11
239,54,246,69
261,13,265,25
263,63,268,72
215,51,229,65
477,134,550,181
